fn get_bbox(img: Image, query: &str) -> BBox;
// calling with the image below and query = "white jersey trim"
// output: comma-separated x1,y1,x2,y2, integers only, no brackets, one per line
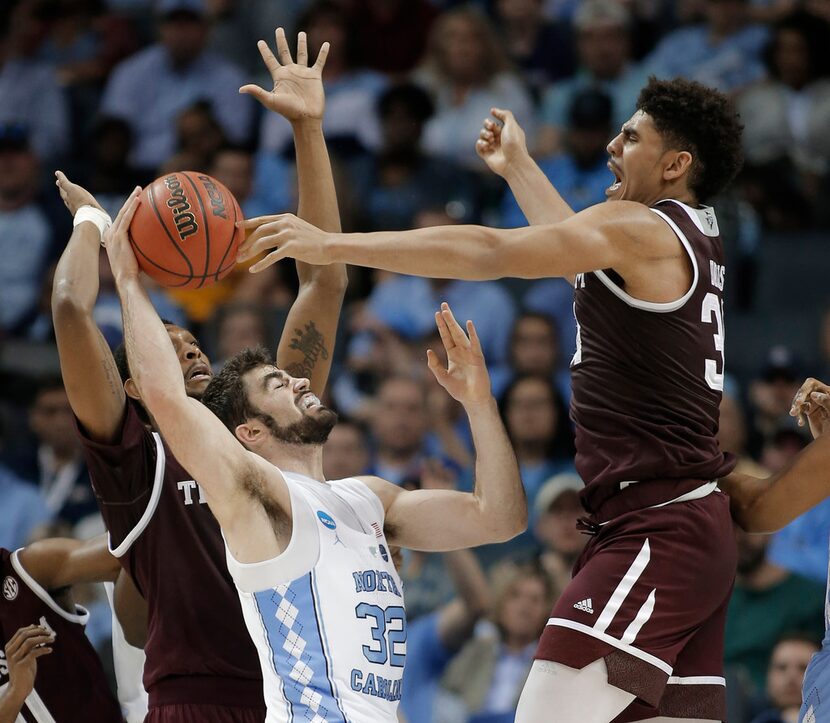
108,431,166,558
225,476,320,593
592,202,701,314
666,675,726,686
546,617,673,675
10,551,89,625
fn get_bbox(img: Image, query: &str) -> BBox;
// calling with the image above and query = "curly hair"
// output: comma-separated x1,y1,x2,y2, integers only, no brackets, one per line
637,77,744,202
201,346,273,433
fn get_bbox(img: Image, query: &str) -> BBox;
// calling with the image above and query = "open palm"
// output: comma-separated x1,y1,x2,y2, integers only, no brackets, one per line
427,303,491,407
240,27,329,123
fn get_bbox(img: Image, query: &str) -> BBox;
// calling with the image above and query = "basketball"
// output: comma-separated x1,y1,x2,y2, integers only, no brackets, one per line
128,171,244,289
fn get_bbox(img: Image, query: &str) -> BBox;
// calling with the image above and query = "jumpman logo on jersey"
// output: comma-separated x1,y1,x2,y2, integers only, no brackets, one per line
333,531,345,546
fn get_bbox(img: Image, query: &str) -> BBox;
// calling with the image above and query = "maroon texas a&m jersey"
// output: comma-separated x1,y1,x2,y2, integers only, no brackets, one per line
571,199,736,519
77,402,264,712
0,548,122,722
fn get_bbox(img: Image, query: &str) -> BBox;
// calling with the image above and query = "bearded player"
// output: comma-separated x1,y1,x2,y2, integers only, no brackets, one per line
51,30,346,723
238,77,745,722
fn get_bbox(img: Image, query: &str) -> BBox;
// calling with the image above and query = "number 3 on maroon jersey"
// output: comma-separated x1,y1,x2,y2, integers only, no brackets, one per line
701,292,725,391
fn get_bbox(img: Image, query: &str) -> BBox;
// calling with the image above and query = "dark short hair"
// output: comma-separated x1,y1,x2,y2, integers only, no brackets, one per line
377,83,435,123
202,346,272,432
637,77,744,202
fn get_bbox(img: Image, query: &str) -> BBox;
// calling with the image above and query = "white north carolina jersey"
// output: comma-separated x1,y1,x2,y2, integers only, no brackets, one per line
225,471,405,723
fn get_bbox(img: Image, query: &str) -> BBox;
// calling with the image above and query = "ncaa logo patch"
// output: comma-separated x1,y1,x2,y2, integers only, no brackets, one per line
316,511,337,530
3,576,18,601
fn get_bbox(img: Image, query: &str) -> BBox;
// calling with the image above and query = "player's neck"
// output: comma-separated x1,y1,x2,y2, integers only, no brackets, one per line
263,442,325,483
644,184,698,209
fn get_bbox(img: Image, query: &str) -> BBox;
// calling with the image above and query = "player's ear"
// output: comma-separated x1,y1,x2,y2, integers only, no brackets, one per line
235,421,261,447
124,378,141,402
663,150,693,182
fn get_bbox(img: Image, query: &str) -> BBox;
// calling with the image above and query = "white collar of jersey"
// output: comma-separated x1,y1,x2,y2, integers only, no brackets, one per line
656,199,719,237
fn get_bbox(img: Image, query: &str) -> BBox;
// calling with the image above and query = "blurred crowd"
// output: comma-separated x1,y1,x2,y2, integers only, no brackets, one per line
2,0,830,721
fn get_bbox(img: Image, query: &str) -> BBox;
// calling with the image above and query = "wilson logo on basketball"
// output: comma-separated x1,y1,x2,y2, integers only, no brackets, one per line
163,174,199,241
3,575,18,601
198,175,228,220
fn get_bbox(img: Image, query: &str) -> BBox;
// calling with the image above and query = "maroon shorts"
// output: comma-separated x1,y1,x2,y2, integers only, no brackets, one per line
535,490,736,722
146,704,266,723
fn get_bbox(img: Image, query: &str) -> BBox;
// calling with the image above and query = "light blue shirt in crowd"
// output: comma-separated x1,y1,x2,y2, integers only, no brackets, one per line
101,44,254,168
0,467,53,550
769,498,830,585
0,58,69,160
644,23,769,93
400,612,454,723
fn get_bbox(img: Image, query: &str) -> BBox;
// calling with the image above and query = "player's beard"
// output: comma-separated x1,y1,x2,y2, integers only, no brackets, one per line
259,407,338,445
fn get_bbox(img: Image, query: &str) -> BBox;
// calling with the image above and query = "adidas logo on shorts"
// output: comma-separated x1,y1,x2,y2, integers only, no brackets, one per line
573,598,594,614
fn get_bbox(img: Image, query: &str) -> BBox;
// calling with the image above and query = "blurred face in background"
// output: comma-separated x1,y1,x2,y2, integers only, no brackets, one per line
577,21,629,79
323,423,370,480
371,378,428,457
766,638,818,710
30,387,79,458
495,0,543,23
505,377,557,447
535,490,586,557
774,28,811,89
159,12,208,65
510,316,559,376
436,14,487,85
217,308,266,362
0,147,38,209
497,573,551,644
176,105,225,159
761,431,808,473
211,149,254,204
704,0,747,37
735,528,769,576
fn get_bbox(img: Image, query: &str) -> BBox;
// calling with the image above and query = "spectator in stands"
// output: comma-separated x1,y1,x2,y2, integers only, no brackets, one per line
501,88,613,228
750,634,820,723
259,1,386,159
401,547,490,723
439,562,556,723
537,0,647,156
352,83,477,232
416,6,535,170
747,345,803,457
161,100,227,174
492,0,575,98
367,376,437,486
737,10,830,221
355,209,517,368
522,278,577,369
0,124,55,338
210,303,268,370
533,472,586,594
725,528,824,694
2,378,98,528
210,144,277,219
322,419,371,480
644,0,769,93
0,0,70,161
0,415,53,550
100,0,253,172
492,312,570,405
346,0,438,75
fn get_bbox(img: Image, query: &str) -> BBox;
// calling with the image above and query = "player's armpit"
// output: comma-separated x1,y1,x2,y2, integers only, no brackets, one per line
18,535,120,591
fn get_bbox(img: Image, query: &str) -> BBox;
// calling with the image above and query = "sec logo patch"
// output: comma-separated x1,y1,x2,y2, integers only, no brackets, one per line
316,511,336,530
3,576,18,601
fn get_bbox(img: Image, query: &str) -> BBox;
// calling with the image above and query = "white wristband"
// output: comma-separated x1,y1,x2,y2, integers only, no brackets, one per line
74,205,113,245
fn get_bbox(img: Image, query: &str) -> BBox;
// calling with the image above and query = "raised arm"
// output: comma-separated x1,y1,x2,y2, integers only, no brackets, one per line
104,192,269,534
723,378,830,532
238,198,676,285
16,534,120,590
51,173,126,442
362,304,526,551
240,28,347,395
477,108,575,225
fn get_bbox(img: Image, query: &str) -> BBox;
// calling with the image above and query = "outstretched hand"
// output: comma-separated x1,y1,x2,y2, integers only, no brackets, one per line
237,213,332,271
475,108,528,178
790,377,830,440
239,27,329,123
103,187,142,282
55,171,104,216
427,303,491,408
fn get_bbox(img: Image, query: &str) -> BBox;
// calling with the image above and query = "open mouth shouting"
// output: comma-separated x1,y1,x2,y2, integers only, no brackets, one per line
606,161,623,197
297,391,322,411
186,362,212,384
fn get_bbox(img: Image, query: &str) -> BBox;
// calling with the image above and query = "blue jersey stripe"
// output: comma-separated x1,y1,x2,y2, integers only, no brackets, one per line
310,568,351,722
254,574,346,723
253,594,294,722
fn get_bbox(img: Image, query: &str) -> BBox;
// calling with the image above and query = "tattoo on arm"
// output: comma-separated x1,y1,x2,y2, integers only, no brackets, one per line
283,321,329,380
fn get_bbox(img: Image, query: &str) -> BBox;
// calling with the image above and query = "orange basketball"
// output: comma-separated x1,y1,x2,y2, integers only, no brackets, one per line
128,171,244,289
